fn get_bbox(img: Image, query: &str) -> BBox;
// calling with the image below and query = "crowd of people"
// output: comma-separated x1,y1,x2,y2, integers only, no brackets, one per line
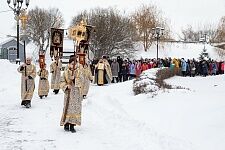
91,56,225,82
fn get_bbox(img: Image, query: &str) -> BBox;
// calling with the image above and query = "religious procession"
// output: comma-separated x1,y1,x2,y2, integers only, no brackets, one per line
2,0,225,149
16,19,116,133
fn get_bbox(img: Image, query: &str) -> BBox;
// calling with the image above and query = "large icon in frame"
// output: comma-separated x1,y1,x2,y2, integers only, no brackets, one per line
50,28,64,59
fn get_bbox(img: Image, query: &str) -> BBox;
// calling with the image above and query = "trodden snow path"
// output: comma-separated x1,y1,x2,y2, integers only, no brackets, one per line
0,60,224,150
0,61,194,150
0,83,195,150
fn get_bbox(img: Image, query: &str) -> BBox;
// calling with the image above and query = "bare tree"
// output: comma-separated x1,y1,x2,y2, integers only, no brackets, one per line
215,16,225,42
202,24,217,43
70,10,88,27
25,7,64,52
71,7,137,58
180,24,217,43
181,25,200,42
132,4,170,51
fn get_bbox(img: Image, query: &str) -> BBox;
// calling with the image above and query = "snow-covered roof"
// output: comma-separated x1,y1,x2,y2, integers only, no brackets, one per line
0,37,24,46
0,37,23,46
0,37,13,46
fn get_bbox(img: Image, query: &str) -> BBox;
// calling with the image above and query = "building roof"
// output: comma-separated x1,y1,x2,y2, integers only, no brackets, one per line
0,37,24,46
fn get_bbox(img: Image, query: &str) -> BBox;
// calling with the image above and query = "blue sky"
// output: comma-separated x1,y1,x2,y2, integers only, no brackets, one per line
1,0,225,39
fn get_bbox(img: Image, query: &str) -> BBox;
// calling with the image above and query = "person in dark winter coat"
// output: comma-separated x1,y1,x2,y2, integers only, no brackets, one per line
211,61,217,75
186,59,191,76
189,60,196,77
201,60,208,77
221,62,224,74
117,56,123,82
121,62,129,82
181,58,187,76
111,59,120,83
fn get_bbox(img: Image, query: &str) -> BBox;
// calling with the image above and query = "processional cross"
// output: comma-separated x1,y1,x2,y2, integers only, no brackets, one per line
19,10,28,30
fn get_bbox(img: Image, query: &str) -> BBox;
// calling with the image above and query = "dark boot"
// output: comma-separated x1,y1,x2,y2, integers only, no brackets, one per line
40,96,43,99
70,124,76,133
45,95,48,97
64,123,69,131
83,95,86,99
54,89,59,94
25,101,31,108
21,100,28,106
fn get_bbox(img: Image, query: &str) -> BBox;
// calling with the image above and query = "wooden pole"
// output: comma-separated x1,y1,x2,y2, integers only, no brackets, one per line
24,40,27,91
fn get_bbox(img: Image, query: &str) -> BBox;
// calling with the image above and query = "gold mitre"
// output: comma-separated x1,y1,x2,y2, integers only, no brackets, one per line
68,19,87,43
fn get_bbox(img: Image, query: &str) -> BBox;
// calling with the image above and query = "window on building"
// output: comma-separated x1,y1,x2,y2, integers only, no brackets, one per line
8,47,17,61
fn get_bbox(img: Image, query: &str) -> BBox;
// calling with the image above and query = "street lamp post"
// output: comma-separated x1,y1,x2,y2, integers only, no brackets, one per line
152,27,164,60
199,33,209,60
7,0,30,64
200,33,207,50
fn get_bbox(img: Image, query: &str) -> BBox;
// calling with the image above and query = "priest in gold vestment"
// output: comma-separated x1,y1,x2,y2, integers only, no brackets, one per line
82,63,93,98
94,56,112,86
17,57,36,108
60,57,84,133
37,64,50,99
50,57,62,94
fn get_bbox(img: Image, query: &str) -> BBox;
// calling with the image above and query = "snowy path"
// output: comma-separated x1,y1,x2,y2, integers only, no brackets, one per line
0,61,224,150
0,82,195,150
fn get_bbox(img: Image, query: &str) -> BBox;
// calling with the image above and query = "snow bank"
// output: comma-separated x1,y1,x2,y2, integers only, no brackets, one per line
133,68,162,96
0,60,20,105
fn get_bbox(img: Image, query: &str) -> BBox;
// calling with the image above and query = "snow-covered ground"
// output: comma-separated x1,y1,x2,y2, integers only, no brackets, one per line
0,59,224,150
135,42,224,61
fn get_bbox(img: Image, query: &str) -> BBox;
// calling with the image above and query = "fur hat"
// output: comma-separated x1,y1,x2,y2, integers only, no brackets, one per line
102,55,107,59
69,55,77,64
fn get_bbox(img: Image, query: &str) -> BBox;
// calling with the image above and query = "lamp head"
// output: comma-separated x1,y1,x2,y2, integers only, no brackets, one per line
161,28,165,35
7,0,11,5
18,0,23,3
13,0,16,6
155,27,164,35
25,0,29,7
